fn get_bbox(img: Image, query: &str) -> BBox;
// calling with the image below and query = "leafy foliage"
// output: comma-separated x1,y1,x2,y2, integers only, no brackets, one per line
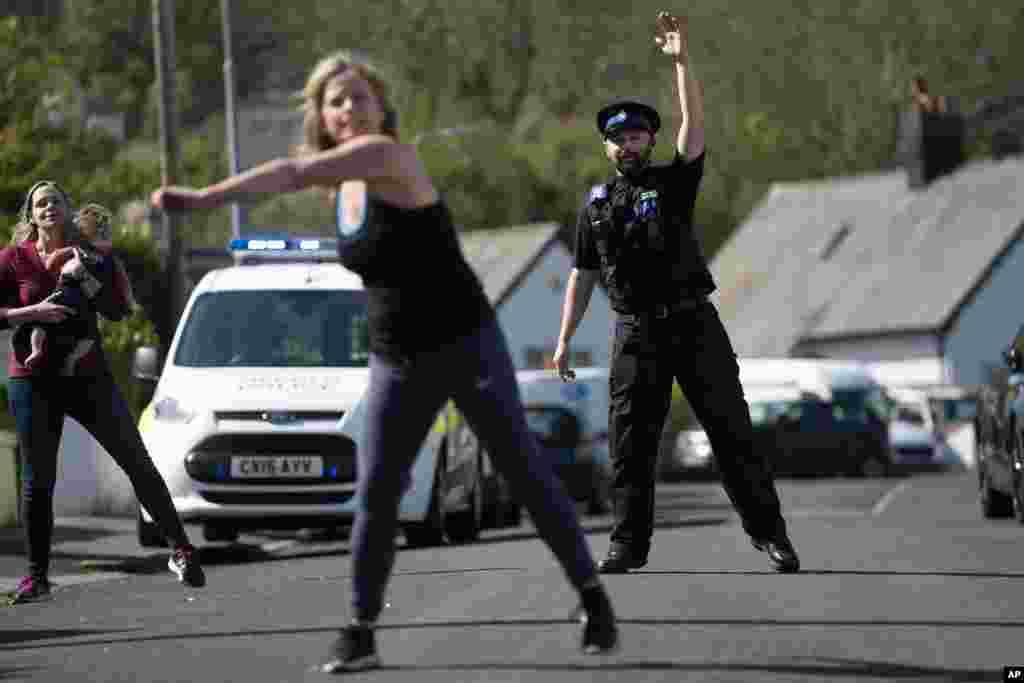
1,0,1022,353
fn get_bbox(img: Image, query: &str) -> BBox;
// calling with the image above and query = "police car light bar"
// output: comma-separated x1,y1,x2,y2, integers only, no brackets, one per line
229,235,339,264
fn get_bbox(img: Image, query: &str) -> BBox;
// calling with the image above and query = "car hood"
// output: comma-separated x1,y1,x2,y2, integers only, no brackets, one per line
154,367,370,412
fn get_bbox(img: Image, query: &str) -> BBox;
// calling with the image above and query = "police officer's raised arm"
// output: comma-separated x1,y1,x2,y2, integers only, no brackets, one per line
655,11,705,162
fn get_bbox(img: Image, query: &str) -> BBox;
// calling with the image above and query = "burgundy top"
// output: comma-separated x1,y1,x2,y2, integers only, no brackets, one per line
0,241,132,377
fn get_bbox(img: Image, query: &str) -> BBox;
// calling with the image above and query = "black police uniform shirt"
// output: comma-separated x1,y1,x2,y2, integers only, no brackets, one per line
574,151,714,314
335,195,493,361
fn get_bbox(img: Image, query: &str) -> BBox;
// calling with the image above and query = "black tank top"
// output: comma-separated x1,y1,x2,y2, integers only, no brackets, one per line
337,196,493,360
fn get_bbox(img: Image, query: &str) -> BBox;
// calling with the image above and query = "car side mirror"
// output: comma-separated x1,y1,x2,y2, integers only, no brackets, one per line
132,346,163,385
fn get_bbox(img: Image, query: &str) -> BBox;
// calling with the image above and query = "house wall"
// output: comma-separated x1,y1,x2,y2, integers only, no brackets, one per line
792,332,940,364
801,231,1024,388
496,245,614,370
945,231,1024,387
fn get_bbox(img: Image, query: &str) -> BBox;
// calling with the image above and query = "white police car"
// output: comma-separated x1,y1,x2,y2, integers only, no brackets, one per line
132,235,488,547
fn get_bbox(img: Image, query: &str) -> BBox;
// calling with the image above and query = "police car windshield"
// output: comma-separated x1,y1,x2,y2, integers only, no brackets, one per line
174,290,369,368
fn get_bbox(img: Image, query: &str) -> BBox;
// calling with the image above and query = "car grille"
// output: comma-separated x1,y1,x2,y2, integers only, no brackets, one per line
185,433,357,484
198,491,356,506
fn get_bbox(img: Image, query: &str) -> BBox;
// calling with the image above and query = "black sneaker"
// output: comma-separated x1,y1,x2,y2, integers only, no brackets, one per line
321,624,381,673
577,584,619,655
597,543,647,574
752,536,800,573
8,575,53,605
168,544,206,587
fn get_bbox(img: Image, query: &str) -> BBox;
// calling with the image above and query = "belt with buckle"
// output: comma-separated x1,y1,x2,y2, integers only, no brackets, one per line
618,296,707,322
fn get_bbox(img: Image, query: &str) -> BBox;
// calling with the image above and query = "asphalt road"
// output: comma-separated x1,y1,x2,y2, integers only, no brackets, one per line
1,471,1021,683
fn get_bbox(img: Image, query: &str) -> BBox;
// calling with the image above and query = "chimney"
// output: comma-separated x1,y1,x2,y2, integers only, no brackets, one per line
898,77,966,189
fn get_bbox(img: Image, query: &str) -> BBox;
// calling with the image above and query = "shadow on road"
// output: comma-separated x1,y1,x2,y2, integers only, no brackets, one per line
363,658,995,681
49,514,731,579
0,617,1013,683
633,568,1024,579
0,665,45,681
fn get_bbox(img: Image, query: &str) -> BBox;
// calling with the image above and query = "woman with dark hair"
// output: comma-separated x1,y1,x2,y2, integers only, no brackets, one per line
1,181,205,605
151,50,618,672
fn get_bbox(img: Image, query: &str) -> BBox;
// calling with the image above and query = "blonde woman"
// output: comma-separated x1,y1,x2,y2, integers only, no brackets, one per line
151,50,618,672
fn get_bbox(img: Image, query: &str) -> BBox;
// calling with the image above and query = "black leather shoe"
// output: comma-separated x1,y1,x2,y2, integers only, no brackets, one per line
752,536,800,573
597,544,647,574
576,584,619,654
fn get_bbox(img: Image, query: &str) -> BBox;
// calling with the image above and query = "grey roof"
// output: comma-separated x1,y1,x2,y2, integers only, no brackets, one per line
458,222,563,308
711,156,1024,357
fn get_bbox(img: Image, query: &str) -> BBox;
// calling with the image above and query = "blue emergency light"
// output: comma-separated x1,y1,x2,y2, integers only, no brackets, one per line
228,234,339,264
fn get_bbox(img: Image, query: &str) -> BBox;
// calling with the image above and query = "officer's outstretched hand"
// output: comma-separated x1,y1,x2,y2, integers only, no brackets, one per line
654,11,688,58
553,341,576,382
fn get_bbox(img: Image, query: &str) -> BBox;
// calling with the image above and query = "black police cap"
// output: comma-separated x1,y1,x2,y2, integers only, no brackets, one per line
596,101,662,138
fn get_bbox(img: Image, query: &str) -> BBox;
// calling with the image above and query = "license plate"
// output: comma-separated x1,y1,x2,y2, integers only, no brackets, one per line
230,456,324,478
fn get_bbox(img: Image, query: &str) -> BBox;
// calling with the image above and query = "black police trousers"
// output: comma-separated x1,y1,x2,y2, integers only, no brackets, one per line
607,299,788,556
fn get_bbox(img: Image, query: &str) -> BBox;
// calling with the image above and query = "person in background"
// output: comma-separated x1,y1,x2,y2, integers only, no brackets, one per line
0,181,205,605
16,203,117,373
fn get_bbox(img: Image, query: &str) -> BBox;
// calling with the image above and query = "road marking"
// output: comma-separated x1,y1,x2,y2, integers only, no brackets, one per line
872,481,911,517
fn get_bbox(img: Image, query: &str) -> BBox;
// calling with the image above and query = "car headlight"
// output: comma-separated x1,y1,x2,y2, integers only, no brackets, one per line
152,396,199,424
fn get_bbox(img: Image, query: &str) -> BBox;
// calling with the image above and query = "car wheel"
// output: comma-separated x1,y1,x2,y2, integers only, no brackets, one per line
979,464,1014,519
137,507,168,548
1013,434,1024,525
203,523,239,543
402,450,447,549
1012,473,1024,525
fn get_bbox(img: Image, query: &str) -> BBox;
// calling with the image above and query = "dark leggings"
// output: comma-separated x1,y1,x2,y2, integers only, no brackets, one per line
7,374,189,579
351,318,598,622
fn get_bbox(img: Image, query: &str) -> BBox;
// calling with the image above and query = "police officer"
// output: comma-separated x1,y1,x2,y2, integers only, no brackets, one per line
553,11,800,574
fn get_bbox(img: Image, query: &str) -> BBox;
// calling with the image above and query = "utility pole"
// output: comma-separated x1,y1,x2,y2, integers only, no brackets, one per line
152,0,185,336
221,0,245,239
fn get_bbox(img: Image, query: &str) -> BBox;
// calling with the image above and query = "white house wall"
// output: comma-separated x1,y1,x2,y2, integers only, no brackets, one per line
945,231,1024,387
792,333,939,364
496,245,614,370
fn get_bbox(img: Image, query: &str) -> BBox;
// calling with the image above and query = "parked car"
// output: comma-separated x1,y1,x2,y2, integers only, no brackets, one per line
515,368,613,515
975,336,1024,521
927,385,979,468
132,235,501,548
666,359,893,479
886,387,961,471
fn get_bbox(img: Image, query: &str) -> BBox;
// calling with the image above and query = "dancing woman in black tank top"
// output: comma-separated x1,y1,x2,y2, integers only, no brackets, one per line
150,50,618,673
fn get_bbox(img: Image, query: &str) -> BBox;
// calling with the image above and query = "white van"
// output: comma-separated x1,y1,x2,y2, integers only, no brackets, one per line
133,236,490,547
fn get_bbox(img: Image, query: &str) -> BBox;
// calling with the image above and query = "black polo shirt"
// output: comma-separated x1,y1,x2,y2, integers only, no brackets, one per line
574,151,715,314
